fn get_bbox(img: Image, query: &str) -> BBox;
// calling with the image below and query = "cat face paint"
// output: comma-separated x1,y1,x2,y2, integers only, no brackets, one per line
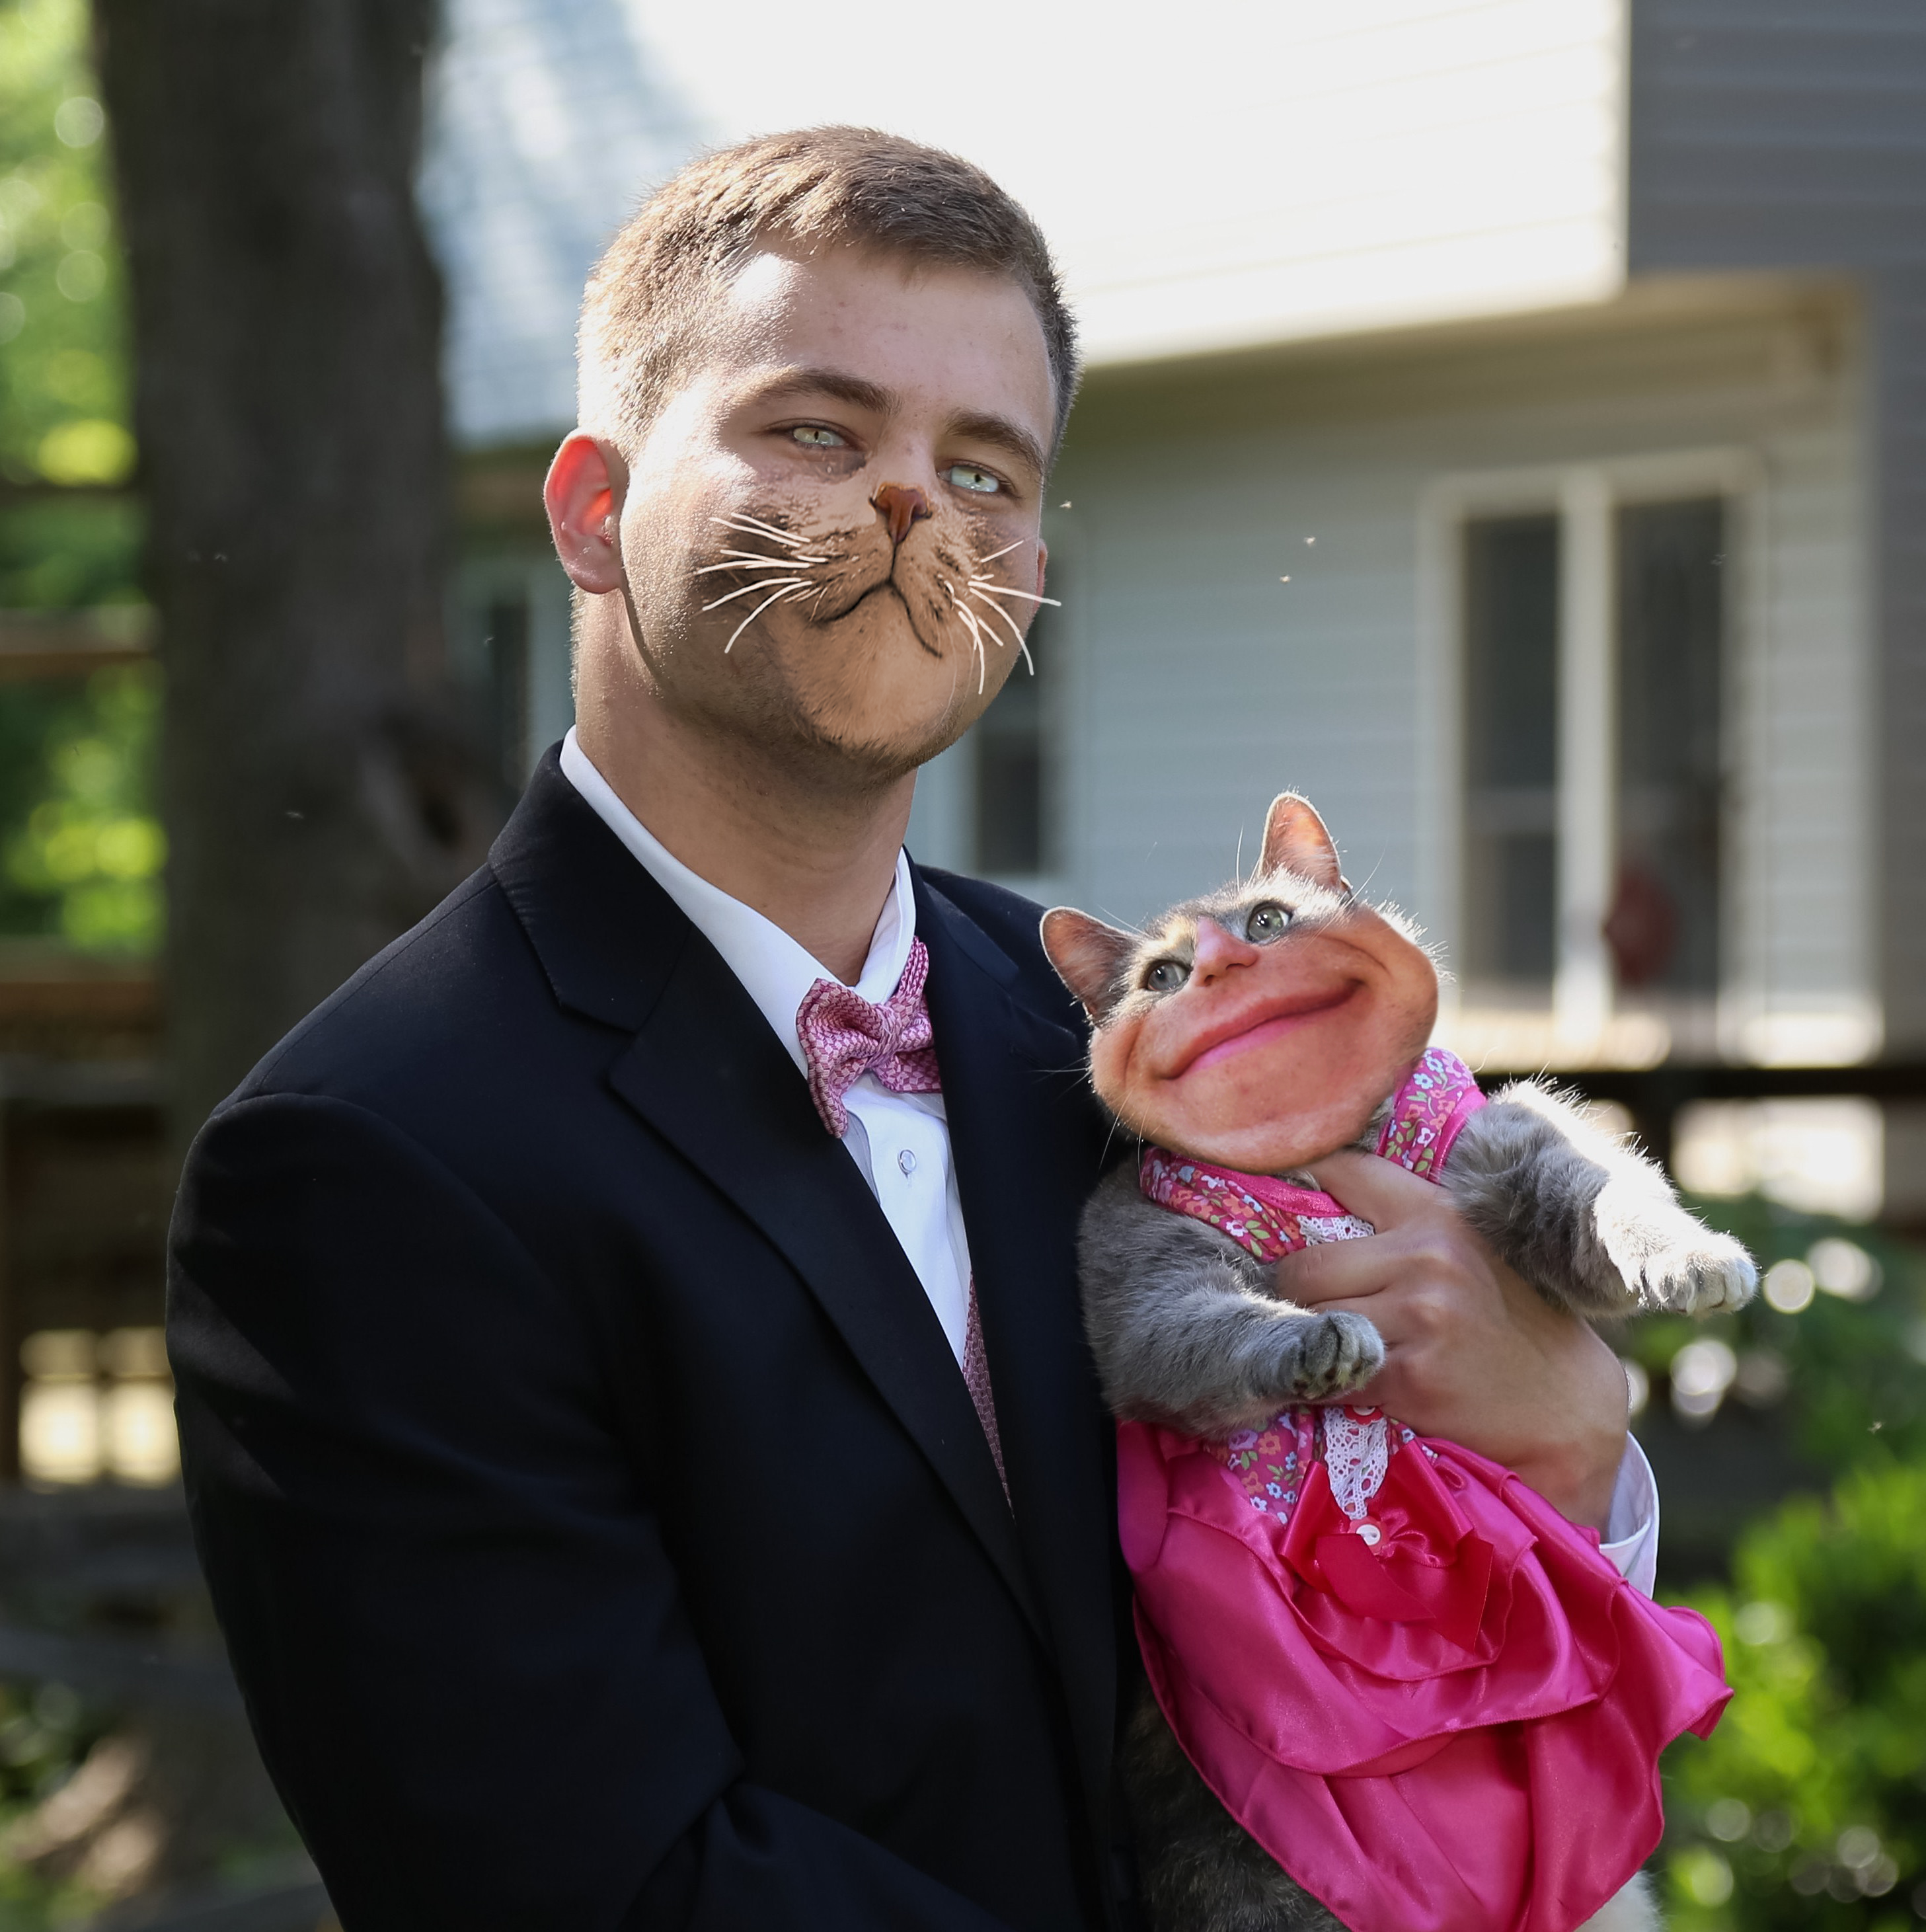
1043,794,1439,1174
609,244,1058,786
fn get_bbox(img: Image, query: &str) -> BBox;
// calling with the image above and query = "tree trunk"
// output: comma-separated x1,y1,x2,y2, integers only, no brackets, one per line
93,0,502,1143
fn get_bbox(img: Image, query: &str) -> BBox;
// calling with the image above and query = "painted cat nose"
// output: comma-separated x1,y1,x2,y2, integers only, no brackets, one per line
871,483,932,547
1192,917,1259,982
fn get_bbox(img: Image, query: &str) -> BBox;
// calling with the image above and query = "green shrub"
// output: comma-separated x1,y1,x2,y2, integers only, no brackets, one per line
1662,1457,1926,1929
1,660,163,951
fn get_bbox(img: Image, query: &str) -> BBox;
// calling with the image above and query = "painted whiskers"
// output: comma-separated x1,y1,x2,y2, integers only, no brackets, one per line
693,515,1059,690
936,537,1058,693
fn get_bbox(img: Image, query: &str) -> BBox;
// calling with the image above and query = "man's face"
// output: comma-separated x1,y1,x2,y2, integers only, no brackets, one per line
576,245,1056,788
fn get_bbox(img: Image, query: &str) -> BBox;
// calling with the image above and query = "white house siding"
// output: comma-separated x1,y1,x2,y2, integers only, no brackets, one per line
906,285,1870,1066
1627,0,1926,1051
422,0,1631,436
617,0,1629,367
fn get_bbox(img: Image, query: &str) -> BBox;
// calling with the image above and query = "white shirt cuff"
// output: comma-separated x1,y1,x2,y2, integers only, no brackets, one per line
1598,1436,1660,1598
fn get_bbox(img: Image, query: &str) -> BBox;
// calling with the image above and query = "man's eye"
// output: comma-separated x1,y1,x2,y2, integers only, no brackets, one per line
944,464,1001,494
790,425,845,449
1246,902,1292,942
1144,959,1189,994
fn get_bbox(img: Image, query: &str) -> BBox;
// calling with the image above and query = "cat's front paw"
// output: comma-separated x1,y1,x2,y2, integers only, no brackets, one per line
1600,1188,1758,1315
1637,1230,1757,1315
1279,1310,1384,1401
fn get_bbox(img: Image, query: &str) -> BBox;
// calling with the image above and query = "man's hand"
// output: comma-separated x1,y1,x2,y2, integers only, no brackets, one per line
1274,1149,1629,1531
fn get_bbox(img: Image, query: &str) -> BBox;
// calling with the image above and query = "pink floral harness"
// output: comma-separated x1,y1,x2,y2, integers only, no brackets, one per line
1138,1046,1486,1527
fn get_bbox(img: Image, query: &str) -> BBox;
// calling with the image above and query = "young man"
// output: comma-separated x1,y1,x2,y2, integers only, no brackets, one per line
169,129,1650,1931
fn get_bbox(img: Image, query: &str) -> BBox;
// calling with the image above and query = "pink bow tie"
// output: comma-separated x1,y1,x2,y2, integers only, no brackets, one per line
797,938,943,1138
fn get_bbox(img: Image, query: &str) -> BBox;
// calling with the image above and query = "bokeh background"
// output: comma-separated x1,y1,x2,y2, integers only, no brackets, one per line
1,1,1923,1925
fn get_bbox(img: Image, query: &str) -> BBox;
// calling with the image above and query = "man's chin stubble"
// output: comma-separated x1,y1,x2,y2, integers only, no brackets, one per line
670,649,964,802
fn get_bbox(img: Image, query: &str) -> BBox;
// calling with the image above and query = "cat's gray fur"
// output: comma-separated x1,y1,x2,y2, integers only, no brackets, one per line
1071,867,1752,1932
1083,1080,1754,1440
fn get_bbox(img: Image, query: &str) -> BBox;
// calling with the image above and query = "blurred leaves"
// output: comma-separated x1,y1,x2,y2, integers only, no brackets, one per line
1625,1194,1926,1470
0,0,132,487
0,1679,107,1927
1664,1459,1926,1931
0,493,140,609
1634,1201,1926,1929
0,662,162,952
0,0,154,964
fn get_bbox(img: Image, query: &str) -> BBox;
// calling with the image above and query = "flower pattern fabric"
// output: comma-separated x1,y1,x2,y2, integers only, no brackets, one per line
1140,1047,1483,1527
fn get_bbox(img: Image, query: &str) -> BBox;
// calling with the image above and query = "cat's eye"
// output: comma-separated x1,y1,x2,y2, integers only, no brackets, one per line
1143,958,1189,994
1245,902,1292,943
944,463,1002,495
790,424,846,449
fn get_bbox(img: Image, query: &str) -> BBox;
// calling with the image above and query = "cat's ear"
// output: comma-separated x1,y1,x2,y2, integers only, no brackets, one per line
1260,792,1345,890
1041,908,1139,1022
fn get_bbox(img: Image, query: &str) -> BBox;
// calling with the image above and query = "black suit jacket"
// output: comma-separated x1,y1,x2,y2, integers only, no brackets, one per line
169,752,1129,1931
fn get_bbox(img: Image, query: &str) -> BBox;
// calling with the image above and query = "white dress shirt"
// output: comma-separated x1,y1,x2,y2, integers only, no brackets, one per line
561,730,976,1364
559,727,1659,1592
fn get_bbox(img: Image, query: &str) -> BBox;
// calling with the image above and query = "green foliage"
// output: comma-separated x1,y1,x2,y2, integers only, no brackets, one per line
0,662,162,951
1663,1458,1926,1931
0,0,155,961
1637,1202,1926,1927
0,1680,107,1927
1628,1195,1926,1472
0,492,139,609
0,0,132,488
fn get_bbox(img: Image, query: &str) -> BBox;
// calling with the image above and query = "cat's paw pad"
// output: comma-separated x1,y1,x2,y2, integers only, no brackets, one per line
1633,1229,1757,1315
1281,1311,1383,1400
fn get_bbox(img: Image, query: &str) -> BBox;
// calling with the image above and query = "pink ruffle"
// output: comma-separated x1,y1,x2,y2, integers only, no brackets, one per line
1122,1419,1730,1932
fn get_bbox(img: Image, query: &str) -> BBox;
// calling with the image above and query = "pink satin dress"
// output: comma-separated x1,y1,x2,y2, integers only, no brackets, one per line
1122,1049,1730,1932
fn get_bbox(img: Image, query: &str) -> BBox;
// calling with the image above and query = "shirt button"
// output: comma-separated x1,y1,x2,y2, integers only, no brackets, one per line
898,1149,917,1177
1354,1520,1383,1547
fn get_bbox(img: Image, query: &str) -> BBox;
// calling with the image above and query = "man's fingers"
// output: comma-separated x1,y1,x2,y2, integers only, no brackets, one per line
1272,1230,1402,1310
1303,1147,1442,1229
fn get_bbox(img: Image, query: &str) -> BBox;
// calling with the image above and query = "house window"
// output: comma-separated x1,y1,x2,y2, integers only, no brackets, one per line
1447,475,1731,1054
972,589,1058,880
451,555,576,784
1461,515,1560,992
1611,499,1724,997
19,1327,178,1488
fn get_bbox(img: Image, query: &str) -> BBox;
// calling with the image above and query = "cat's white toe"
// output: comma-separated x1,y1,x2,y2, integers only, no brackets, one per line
1639,1235,1757,1315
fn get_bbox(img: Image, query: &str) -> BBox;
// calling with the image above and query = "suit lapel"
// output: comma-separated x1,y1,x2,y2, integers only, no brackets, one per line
605,949,1042,1637
491,760,1043,1639
915,872,1120,1841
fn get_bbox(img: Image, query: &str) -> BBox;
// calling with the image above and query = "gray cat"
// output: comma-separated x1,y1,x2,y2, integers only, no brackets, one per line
1041,791,1754,1932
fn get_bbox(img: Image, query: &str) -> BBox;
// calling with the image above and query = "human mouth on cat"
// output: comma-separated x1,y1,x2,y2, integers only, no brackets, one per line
1167,984,1365,1078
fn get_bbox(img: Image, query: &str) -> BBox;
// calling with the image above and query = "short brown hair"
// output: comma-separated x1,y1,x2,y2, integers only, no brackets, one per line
578,126,1080,461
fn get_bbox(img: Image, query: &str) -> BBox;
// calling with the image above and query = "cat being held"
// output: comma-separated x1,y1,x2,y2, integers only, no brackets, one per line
1041,792,1752,1932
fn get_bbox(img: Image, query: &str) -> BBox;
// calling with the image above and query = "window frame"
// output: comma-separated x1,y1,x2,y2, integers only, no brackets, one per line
1416,449,1763,1063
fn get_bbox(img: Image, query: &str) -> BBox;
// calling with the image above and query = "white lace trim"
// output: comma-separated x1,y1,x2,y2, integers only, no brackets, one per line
1322,1407,1391,1519
1297,1212,1376,1245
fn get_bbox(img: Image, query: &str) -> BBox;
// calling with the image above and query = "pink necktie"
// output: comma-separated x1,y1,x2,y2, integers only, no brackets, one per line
796,940,1007,1492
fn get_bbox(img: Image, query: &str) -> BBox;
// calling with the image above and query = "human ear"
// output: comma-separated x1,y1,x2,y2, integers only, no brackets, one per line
1042,907,1137,1020
1034,539,1049,602
545,432,629,595
1259,792,1344,890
